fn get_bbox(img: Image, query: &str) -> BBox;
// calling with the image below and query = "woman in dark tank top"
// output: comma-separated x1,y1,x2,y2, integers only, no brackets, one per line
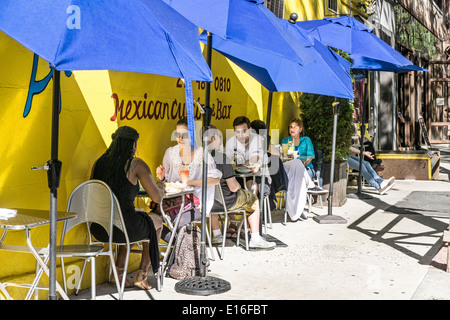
91,126,164,290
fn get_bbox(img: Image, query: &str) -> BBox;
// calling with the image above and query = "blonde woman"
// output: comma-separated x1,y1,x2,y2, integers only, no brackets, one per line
156,118,222,216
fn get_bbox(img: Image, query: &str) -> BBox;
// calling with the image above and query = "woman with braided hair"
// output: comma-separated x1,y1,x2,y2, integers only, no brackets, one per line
91,126,164,290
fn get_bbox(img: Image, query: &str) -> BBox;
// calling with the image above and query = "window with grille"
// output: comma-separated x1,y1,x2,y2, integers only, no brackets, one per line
265,0,285,18
328,0,338,13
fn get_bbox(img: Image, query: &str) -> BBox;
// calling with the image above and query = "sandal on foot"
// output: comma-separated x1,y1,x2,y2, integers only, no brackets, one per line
134,270,152,290
226,224,238,240
110,266,133,288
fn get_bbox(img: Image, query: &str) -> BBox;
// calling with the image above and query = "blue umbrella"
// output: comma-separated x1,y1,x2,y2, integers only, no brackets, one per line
199,21,354,99
0,0,212,79
162,0,230,38
0,0,213,300
296,16,426,72
164,0,313,66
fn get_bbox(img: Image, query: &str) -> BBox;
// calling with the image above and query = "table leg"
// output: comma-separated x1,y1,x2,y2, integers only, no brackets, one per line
159,196,186,288
0,229,7,244
25,229,69,300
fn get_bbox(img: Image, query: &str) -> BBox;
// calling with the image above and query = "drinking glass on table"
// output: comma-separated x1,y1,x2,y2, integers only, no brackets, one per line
282,143,289,158
180,165,189,184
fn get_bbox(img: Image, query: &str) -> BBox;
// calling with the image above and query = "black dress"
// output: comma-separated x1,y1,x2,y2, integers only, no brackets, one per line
91,155,160,274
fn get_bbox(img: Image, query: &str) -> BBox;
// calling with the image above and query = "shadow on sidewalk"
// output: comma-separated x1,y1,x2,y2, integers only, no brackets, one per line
347,193,448,267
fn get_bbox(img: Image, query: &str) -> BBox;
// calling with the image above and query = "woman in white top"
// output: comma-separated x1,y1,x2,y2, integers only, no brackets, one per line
156,119,222,215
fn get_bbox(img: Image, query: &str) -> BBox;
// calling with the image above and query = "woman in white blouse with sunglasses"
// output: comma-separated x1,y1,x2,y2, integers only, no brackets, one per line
156,118,222,215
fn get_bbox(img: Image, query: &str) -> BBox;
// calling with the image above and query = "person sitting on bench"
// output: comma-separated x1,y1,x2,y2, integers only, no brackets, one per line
348,146,395,195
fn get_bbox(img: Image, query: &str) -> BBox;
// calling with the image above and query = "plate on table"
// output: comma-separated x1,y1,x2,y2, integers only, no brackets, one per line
164,182,186,194
236,168,251,174
0,208,17,220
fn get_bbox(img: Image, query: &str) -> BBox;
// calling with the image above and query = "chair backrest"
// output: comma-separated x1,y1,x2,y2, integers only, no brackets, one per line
312,144,323,173
211,184,228,215
269,154,289,193
63,180,129,247
311,144,324,185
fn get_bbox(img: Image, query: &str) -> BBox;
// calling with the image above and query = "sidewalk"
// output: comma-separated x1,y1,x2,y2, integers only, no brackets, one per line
72,144,450,301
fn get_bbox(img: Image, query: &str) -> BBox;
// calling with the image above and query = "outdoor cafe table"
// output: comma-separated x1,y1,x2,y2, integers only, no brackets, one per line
136,187,194,291
234,166,260,192
0,208,76,300
281,154,314,165
234,166,271,234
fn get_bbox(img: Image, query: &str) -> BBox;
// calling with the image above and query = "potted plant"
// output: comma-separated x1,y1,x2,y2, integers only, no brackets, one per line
299,94,354,206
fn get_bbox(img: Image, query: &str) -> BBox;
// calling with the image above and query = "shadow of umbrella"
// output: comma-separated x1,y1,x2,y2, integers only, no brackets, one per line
0,0,212,300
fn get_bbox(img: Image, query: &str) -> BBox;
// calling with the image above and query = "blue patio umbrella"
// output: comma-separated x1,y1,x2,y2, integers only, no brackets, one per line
0,0,212,300
164,0,312,66
199,21,354,99
162,0,230,38
295,15,427,204
297,16,426,72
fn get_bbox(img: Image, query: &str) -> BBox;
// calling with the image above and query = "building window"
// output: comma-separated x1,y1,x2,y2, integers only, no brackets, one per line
265,0,285,18
328,0,338,13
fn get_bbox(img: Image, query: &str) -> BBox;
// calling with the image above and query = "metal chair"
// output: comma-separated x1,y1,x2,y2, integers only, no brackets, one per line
306,187,329,212
276,190,288,225
53,180,106,300
278,185,328,224
262,195,272,234
210,184,249,259
0,281,12,300
60,179,145,300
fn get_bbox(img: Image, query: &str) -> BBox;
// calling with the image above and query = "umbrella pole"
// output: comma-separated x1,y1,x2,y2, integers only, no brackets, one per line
259,91,272,235
313,99,346,224
348,71,373,199
175,32,230,296
49,69,62,300
259,91,285,246
200,31,213,278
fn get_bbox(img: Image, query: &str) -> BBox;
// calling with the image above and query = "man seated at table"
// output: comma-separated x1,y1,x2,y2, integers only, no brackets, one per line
224,116,268,194
207,125,275,250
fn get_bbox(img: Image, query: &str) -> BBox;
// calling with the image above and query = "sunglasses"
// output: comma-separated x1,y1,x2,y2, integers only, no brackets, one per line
174,131,189,139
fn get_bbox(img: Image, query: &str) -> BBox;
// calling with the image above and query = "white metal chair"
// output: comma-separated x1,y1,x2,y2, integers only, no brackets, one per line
60,179,147,300
0,281,12,300
278,185,328,225
262,195,272,233
306,187,329,212
210,184,249,259
276,190,288,225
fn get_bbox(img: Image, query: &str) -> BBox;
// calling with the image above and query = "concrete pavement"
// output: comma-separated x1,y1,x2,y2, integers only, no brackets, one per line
72,144,450,301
